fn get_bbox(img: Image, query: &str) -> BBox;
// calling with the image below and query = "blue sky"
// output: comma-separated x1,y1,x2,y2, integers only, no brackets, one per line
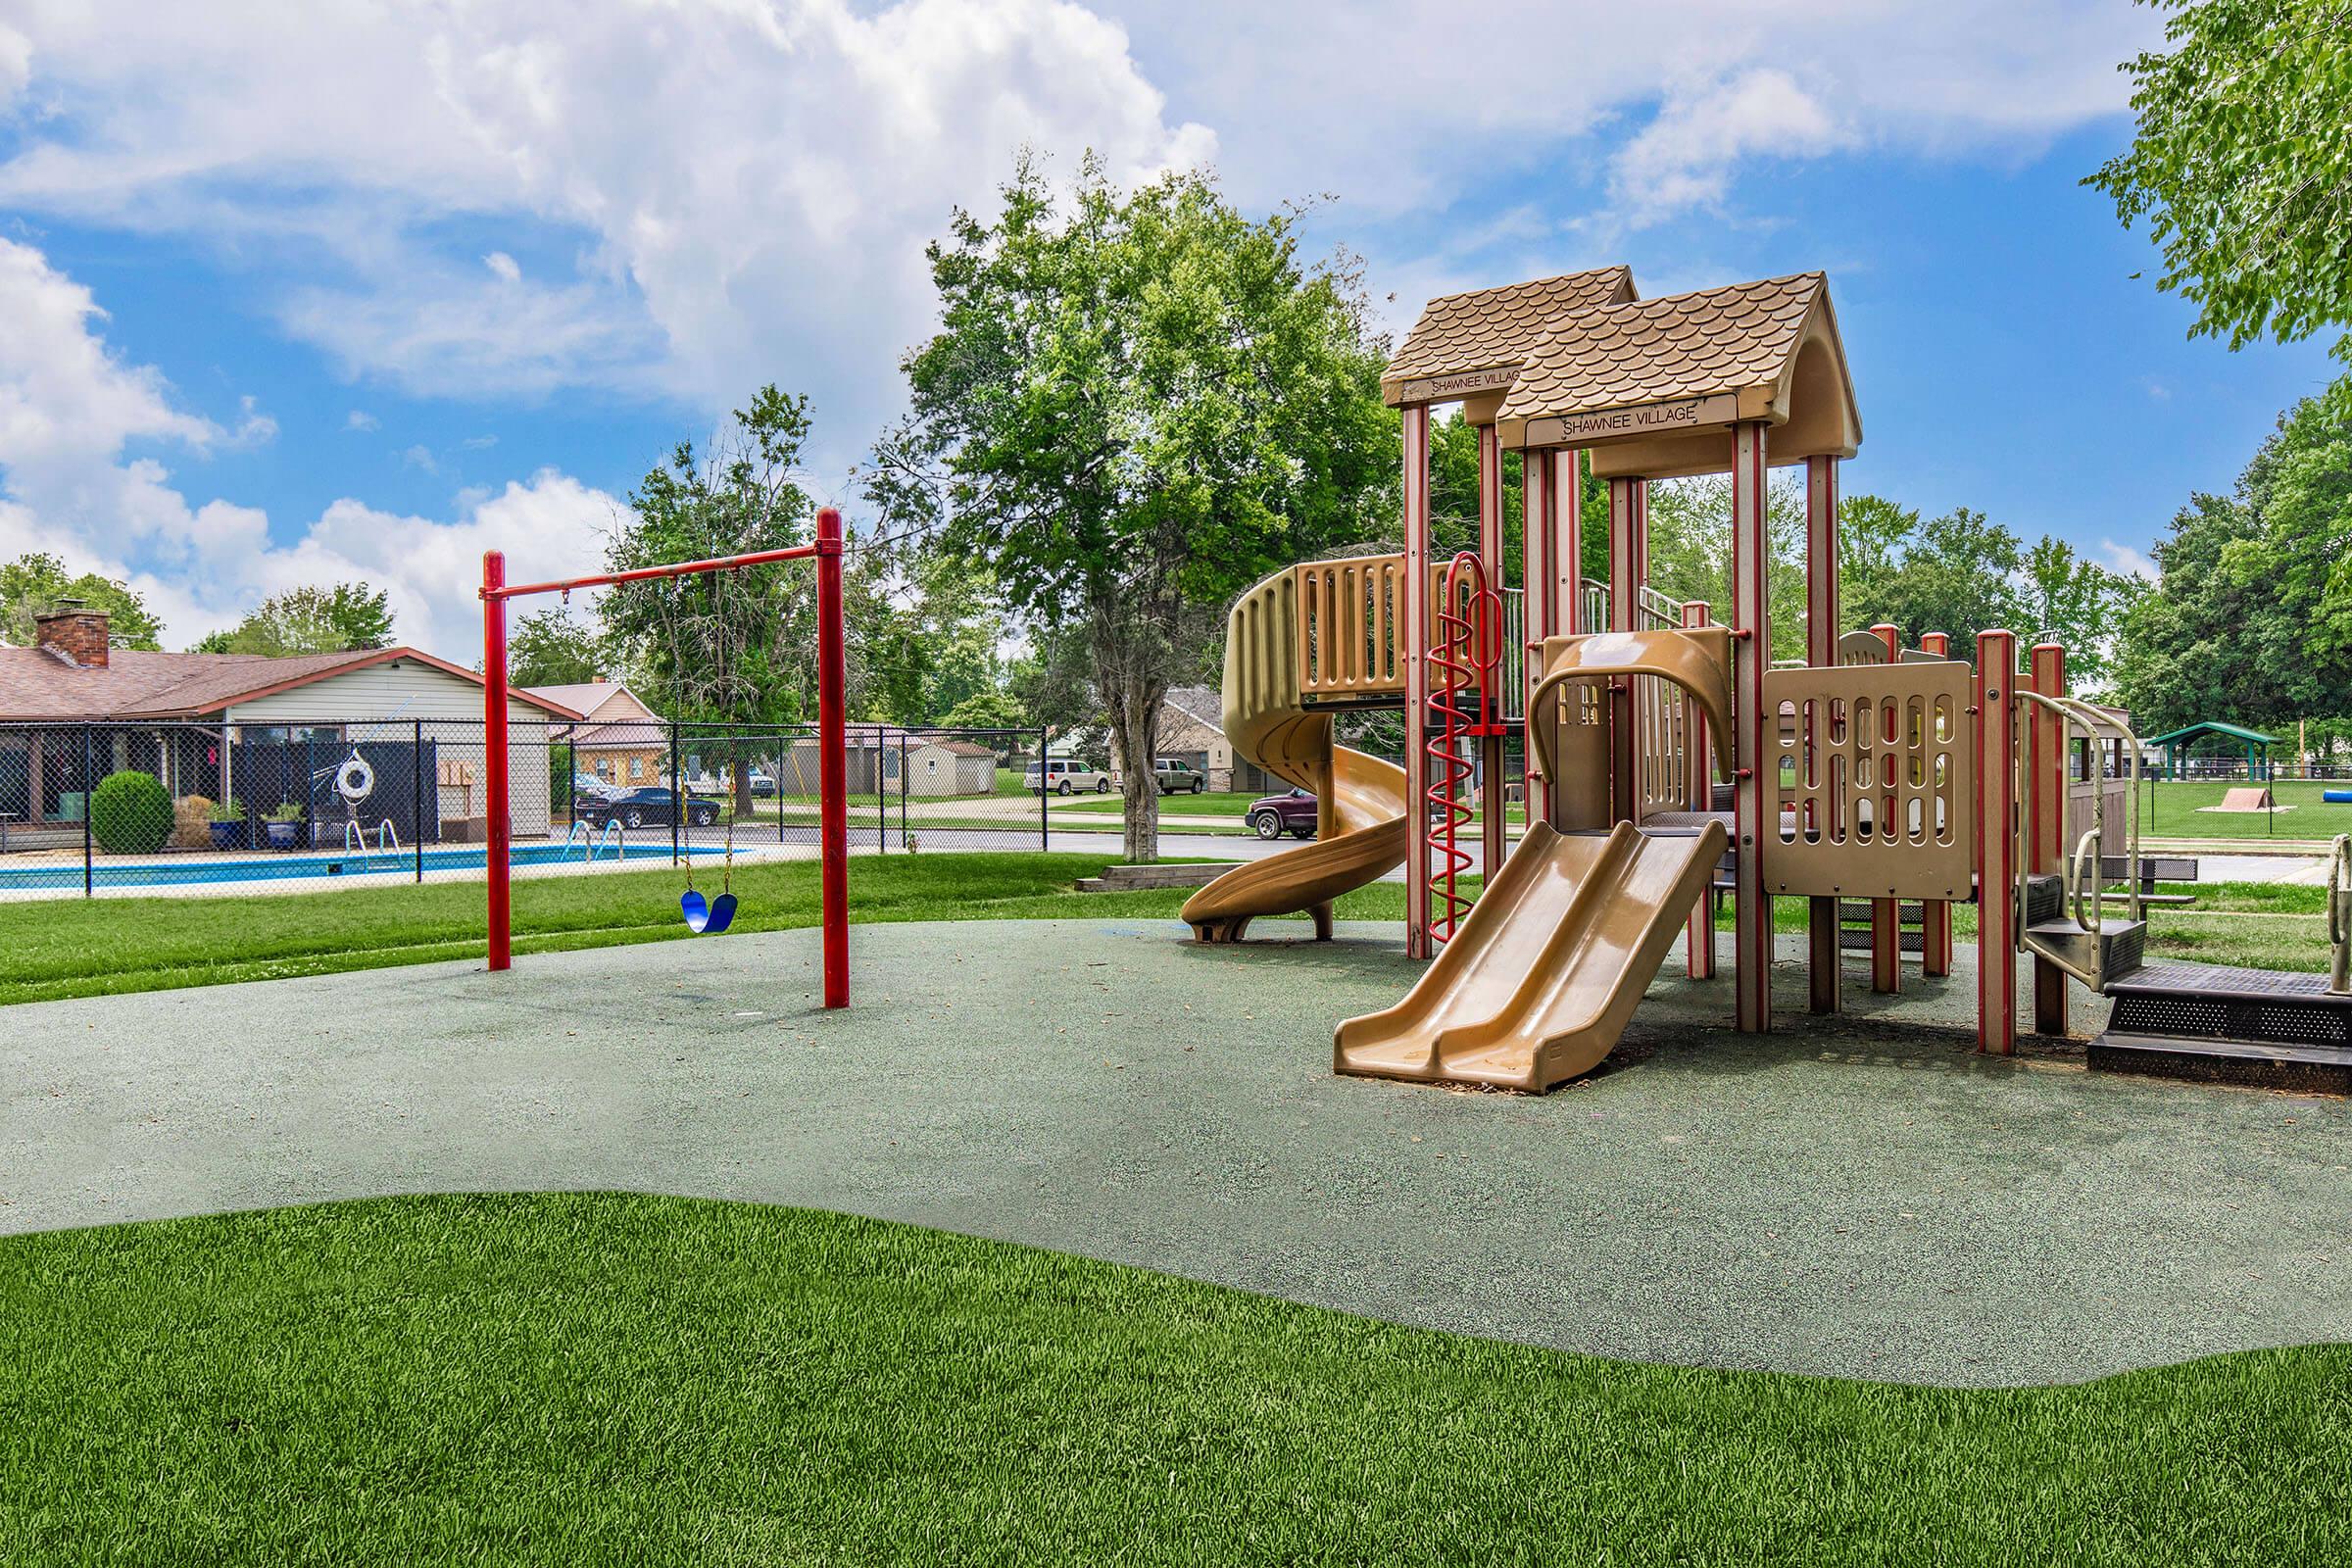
0,2,2333,659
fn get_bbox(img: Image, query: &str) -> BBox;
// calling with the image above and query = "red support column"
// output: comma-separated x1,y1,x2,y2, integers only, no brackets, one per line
1732,424,1772,1032
1402,405,1434,959
1918,629,1955,975
1521,448,1555,827
1477,421,1507,880
481,550,512,972
1977,630,2019,1054
1606,476,1642,825
1869,620,1903,995
816,507,849,1009
2029,642,2068,1035
1804,455,1840,1014
1682,598,1717,980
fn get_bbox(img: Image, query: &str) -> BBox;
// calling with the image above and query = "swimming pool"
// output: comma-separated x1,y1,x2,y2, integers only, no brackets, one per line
0,840,706,892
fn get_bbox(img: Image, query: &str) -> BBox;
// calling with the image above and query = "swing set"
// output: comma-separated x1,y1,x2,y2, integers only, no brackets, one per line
478,507,849,1006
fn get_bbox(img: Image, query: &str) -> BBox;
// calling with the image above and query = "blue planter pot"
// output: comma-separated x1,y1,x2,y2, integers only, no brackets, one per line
264,819,300,850
208,819,248,851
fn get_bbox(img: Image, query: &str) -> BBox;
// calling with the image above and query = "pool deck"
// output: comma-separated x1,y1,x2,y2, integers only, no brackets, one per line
5,917,2346,1388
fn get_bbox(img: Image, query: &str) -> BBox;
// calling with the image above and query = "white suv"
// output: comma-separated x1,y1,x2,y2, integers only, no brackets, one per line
1026,758,1112,795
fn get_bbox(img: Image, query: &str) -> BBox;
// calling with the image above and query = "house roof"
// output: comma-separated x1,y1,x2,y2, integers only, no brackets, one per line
2144,721,2281,748
0,644,581,721
1163,685,1224,736
1382,267,1638,407
919,739,997,759
522,681,661,748
1495,272,1861,478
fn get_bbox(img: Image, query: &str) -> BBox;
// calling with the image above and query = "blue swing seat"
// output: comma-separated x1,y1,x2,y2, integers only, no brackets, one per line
681,889,738,934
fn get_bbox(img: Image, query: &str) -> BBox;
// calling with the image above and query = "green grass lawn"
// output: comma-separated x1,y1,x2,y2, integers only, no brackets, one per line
1057,791,1533,825
2139,778,2352,841
3,1192,2343,1565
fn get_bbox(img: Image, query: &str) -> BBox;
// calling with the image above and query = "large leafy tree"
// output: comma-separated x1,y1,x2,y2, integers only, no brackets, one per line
1843,506,2033,653
2088,0,2352,368
195,582,393,655
867,155,1396,859
2109,493,2274,731
0,553,166,649
507,607,604,687
2022,536,2129,679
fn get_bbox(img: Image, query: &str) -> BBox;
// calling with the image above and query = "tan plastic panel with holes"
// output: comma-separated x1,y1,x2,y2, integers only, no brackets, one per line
1764,661,1976,901
1293,555,1499,707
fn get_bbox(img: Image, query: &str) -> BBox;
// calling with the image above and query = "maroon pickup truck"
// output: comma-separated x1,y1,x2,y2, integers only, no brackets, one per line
1247,787,1319,840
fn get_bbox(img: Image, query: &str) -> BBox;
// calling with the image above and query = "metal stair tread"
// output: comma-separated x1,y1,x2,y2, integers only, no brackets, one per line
2089,1030,2352,1068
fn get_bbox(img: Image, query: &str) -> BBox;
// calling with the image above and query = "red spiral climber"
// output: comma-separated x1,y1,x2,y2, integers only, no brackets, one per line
1426,551,1502,945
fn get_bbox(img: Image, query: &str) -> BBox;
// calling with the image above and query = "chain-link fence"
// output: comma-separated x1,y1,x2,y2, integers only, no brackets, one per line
0,718,1059,901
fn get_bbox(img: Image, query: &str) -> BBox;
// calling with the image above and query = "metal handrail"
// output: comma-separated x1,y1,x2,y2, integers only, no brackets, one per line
2011,690,2143,932
2328,834,2350,996
343,818,400,858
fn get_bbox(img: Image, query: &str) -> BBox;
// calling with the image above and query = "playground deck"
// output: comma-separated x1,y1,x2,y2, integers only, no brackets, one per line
7,917,2345,1388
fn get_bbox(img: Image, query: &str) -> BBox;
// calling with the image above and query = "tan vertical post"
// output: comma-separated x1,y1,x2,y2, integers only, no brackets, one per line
2029,642,2069,1035
1520,448,1553,827
1803,454,1840,1014
1477,420,1507,881
1557,451,1585,641
1917,630,1955,975
1607,476,1642,824
1977,630,2019,1054
1682,598,1717,980
1402,405,1433,960
1732,424,1772,1032
1869,621,1903,994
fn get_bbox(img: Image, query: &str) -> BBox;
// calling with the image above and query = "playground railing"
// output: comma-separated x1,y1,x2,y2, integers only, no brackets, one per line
2012,692,2143,934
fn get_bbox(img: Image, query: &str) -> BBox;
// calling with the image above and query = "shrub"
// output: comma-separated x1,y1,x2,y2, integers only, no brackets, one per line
90,770,172,855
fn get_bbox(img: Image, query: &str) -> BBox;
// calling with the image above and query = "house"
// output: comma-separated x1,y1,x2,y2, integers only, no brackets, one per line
1106,685,1268,793
521,679,668,788
0,605,577,847
774,727,1003,800
905,738,998,797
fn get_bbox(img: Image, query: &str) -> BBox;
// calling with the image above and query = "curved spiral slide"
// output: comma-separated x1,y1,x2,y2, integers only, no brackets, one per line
1180,570,1408,943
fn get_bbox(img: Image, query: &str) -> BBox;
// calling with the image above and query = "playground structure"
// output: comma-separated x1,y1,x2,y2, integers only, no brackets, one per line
1183,268,2352,1092
479,509,851,1006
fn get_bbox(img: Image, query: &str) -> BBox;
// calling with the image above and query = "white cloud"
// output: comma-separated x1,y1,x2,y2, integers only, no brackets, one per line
400,444,438,474
1609,68,1854,227
2098,539,2158,580
0,234,620,659
483,250,521,284
344,410,378,431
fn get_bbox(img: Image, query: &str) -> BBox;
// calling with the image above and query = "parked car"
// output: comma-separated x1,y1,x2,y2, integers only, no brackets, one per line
574,786,720,829
1152,758,1207,795
570,771,622,804
748,770,778,799
1026,758,1113,795
1248,787,1318,840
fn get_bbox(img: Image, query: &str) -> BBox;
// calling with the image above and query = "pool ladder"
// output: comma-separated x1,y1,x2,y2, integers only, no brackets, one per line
343,819,401,858
565,819,626,862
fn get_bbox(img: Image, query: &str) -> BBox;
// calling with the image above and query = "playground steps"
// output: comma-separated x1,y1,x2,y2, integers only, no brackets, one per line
2090,962,2352,1094
2016,872,2147,990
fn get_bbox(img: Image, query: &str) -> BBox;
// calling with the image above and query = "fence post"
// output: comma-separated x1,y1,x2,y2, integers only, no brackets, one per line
873,730,886,855
414,720,425,883
668,720,681,866
81,723,94,898
899,733,908,849
1039,727,1050,852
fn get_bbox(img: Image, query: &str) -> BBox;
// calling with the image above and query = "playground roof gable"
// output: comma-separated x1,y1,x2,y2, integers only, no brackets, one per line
2143,720,2280,748
1380,267,1637,407
1495,271,1861,479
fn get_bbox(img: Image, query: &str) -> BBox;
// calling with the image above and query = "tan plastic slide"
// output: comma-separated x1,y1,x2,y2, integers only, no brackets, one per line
1334,817,1728,1092
1181,569,1408,942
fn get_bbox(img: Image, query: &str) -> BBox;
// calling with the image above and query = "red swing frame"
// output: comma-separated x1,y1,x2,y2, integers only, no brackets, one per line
478,506,849,1007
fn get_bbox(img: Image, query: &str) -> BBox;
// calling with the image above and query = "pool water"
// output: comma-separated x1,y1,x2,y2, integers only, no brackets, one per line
0,840,706,891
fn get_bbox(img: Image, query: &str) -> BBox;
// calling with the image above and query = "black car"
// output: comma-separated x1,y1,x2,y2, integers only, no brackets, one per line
576,786,720,829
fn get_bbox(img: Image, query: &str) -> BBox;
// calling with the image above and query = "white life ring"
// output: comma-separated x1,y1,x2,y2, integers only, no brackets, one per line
335,753,376,803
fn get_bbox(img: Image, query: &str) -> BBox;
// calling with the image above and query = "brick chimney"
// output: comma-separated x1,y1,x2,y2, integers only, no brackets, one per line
34,601,109,668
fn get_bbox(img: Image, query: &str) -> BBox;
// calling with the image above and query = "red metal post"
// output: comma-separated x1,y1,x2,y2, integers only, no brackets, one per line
482,549,512,971
1977,630,2019,1054
1606,476,1642,824
1869,621,1902,995
2029,642,2067,1035
1681,598,1716,979
1521,449,1554,827
1918,629,1954,975
1732,423,1772,1032
1402,405,1433,959
816,507,849,1009
1804,455,1840,1014
1476,421,1507,880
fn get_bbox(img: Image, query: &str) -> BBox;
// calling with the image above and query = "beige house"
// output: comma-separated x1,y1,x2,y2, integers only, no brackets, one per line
522,679,667,788
1108,685,1271,792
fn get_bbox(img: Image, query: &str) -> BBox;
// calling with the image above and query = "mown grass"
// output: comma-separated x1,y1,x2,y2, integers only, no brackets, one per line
1,1193,2342,1565
2139,778,2352,841
0,853,1423,1006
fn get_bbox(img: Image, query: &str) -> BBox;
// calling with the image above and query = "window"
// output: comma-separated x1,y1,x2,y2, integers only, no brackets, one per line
597,760,612,779
630,758,646,780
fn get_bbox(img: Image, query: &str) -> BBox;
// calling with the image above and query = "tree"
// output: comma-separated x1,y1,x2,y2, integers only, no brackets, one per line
1842,505,2031,652
2088,0,2352,368
197,583,394,656
599,387,830,818
507,607,604,687
2022,536,2129,680
0,553,165,649
867,155,1396,860
2110,492,2273,731
1642,472,1808,662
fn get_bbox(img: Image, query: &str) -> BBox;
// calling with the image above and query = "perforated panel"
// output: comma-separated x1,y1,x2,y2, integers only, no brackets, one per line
1763,661,1977,900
